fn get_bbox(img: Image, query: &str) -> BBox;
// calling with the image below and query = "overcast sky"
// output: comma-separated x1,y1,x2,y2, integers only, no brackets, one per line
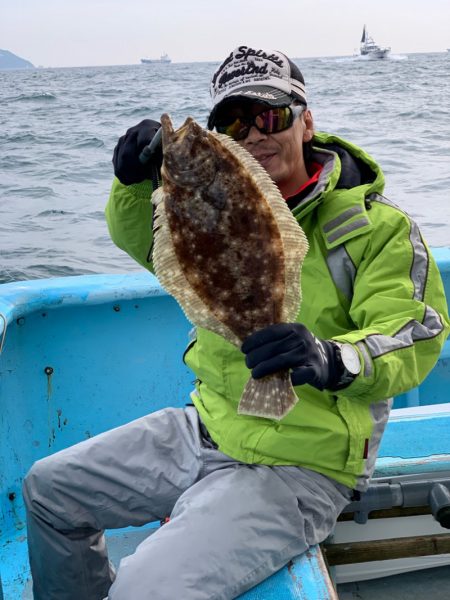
2,0,450,68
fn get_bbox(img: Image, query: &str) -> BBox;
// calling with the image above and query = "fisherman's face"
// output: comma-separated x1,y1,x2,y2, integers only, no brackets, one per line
216,101,314,197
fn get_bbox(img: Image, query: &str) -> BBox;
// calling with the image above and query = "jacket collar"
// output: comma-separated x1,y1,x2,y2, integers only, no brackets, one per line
288,132,385,248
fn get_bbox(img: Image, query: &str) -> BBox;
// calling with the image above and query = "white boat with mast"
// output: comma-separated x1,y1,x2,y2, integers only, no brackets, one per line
141,53,171,64
360,25,390,59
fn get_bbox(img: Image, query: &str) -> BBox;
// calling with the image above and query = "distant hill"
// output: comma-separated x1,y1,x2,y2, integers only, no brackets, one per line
0,49,34,70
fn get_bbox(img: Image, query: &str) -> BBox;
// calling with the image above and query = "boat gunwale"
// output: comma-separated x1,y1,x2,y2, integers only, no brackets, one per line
0,272,165,335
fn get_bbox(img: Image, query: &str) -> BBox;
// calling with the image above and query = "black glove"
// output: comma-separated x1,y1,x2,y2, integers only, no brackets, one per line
241,323,345,391
112,119,162,186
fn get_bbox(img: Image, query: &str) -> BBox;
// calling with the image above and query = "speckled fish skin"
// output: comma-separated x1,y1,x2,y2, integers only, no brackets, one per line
151,114,309,420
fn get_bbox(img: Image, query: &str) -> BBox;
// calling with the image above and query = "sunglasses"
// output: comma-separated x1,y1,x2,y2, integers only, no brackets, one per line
215,105,305,141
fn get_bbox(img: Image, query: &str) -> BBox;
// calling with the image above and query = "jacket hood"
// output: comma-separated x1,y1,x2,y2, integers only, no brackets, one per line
313,131,385,192
288,131,385,218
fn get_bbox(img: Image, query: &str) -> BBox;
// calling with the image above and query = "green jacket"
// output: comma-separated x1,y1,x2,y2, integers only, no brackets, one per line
105,132,450,490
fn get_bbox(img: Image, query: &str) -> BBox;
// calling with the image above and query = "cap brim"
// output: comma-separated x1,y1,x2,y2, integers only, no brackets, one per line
207,85,293,130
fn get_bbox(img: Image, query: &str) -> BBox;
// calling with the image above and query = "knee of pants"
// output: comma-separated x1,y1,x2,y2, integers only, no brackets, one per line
107,554,169,600
22,456,59,512
22,456,83,534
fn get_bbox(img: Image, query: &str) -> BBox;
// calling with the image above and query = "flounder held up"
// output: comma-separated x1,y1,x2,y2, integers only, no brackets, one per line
151,114,309,420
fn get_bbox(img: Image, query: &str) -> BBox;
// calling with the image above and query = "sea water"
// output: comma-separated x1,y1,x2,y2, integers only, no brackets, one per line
1,52,450,284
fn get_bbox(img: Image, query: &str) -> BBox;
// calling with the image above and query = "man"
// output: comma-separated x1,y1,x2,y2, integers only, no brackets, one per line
23,45,450,600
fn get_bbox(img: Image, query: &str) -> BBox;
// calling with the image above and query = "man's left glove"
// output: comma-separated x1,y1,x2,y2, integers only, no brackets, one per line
241,323,347,391
113,119,162,186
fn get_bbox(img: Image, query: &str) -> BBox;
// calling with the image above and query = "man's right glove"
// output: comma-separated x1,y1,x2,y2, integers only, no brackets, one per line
112,119,162,186
241,323,352,391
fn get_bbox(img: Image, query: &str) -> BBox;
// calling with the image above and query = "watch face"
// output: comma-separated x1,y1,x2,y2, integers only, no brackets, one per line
341,344,361,375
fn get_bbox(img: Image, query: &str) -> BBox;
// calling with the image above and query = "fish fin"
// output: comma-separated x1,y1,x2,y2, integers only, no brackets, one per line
152,199,241,346
269,193,309,322
237,370,298,421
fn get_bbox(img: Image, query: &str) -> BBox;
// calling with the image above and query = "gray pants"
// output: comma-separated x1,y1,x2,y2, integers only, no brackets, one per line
23,406,351,600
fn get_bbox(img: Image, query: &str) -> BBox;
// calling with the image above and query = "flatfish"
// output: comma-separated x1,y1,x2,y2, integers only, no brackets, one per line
151,114,308,420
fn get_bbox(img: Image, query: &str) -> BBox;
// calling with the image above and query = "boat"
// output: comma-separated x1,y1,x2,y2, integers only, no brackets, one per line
360,25,391,59
140,53,171,64
1,248,450,599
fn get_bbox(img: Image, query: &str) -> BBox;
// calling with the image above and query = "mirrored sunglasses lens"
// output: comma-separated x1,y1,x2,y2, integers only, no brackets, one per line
216,118,249,140
255,107,292,134
216,106,295,139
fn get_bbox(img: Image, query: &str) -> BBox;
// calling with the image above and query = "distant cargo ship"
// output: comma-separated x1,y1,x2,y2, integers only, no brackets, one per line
141,53,171,64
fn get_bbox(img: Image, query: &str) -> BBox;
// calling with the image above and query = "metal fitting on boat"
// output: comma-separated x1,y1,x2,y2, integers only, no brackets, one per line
429,483,450,529
343,478,450,526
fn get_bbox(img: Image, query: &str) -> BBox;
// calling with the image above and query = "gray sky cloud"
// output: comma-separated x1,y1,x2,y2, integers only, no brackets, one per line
2,0,450,68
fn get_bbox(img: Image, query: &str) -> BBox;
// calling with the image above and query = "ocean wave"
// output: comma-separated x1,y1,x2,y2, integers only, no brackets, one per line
117,107,156,118
1,246,42,257
83,211,107,221
2,92,57,103
36,209,76,217
96,88,127,97
7,186,56,198
51,170,108,183
0,264,98,285
0,157,39,169
70,137,105,149
0,132,60,145
1,219,53,232
422,221,448,228
0,132,38,145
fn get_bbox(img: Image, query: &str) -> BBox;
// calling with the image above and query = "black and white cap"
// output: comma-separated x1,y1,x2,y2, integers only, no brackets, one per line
208,45,307,129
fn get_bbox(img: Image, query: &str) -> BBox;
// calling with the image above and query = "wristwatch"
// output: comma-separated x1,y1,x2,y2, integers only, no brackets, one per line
331,342,361,388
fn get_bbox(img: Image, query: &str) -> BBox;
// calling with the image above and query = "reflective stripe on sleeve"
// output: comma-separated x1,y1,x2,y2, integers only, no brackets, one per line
371,194,429,301
409,220,429,301
356,341,373,377
365,306,445,358
326,245,356,302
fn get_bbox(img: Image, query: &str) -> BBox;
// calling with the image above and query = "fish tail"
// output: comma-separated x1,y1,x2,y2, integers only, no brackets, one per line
237,370,298,421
